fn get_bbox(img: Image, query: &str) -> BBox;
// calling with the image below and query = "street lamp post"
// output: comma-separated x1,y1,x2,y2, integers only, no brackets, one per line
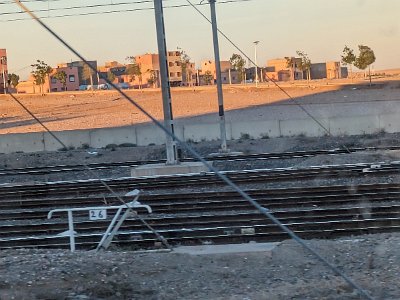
253,41,259,88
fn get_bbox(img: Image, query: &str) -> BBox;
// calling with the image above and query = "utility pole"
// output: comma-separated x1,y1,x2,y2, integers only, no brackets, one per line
154,0,178,165
254,41,259,88
208,0,228,152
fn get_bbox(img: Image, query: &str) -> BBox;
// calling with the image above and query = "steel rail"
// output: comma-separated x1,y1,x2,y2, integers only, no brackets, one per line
0,204,399,236
0,185,400,219
0,145,399,176
0,163,399,199
0,217,399,249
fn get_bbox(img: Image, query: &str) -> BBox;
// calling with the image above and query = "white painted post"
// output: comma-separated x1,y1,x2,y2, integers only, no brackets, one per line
67,210,76,252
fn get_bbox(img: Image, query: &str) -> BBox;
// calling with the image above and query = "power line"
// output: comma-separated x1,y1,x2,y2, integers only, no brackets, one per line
0,0,153,14
1,0,253,21
184,0,350,153
12,0,373,299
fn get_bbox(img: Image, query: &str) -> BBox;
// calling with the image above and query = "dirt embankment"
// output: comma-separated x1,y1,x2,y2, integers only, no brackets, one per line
0,233,398,299
0,83,353,134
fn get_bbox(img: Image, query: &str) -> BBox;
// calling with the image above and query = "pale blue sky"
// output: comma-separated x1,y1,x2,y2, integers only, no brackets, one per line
1,0,399,79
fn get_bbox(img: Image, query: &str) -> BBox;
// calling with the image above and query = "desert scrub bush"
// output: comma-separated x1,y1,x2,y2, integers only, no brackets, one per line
240,133,251,140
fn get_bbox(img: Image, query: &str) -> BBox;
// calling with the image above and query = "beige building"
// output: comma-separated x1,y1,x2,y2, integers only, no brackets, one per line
118,52,196,88
0,49,8,93
266,57,303,81
310,61,343,80
200,60,231,79
17,66,80,94
326,61,342,79
199,60,242,85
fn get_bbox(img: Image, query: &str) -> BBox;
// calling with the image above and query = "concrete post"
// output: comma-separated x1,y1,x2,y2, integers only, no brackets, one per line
154,0,178,164
208,0,228,152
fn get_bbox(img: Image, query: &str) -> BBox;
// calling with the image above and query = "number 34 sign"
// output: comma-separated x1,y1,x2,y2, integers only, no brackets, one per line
89,209,107,220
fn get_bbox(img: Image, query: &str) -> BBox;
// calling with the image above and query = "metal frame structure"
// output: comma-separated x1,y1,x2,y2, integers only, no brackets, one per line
48,190,152,252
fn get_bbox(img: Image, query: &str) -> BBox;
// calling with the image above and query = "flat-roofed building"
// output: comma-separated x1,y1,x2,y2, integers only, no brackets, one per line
310,61,344,80
50,66,80,92
266,57,303,81
125,51,195,88
0,49,8,93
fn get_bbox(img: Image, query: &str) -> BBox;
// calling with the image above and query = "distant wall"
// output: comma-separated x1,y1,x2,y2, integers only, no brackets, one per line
0,113,397,154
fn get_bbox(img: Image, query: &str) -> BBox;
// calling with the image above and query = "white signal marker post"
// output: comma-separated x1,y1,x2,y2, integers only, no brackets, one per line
154,0,178,164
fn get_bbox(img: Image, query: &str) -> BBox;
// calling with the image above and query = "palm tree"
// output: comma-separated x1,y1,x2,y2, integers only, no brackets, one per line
125,56,143,89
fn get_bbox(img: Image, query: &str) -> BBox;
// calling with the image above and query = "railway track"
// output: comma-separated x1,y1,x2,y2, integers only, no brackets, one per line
0,161,398,200
0,182,399,250
1,145,399,176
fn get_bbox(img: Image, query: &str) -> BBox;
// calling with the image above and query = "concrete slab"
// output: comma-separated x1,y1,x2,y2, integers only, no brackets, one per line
173,242,280,255
183,123,232,142
0,132,44,153
207,151,244,157
135,124,167,146
43,130,90,151
89,126,137,148
131,161,211,177
231,120,280,139
279,118,329,137
330,115,380,135
379,113,400,133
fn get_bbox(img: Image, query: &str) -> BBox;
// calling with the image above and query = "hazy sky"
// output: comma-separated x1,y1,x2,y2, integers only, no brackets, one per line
1,0,399,79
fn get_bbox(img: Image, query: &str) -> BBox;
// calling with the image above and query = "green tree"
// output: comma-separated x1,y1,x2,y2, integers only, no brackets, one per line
354,45,376,85
285,57,297,81
8,73,19,89
126,56,142,89
229,53,246,83
203,70,213,85
341,45,356,81
31,60,52,95
53,70,67,91
82,63,94,90
107,71,116,83
180,51,193,86
146,69,157,88
296,51,312,82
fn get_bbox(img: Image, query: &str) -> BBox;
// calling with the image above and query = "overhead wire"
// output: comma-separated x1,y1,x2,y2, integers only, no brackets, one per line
1,0,254,21
8,92,173,250
12,0,373,299
0,0,153,14
185,0,351,153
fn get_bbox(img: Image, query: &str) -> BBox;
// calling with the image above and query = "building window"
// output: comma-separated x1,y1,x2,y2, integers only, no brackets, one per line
169,62,174,67
177,72,181,77
176,61,181,67
69,75,75,82
232,77,236,80
170,72,175,77
223,77,226,81
51,78,57,84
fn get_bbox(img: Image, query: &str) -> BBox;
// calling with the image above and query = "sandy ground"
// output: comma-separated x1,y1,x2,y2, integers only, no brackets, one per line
1,79,399,135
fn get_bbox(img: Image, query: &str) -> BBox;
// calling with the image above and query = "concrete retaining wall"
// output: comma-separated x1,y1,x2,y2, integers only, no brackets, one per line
0,113,395,154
